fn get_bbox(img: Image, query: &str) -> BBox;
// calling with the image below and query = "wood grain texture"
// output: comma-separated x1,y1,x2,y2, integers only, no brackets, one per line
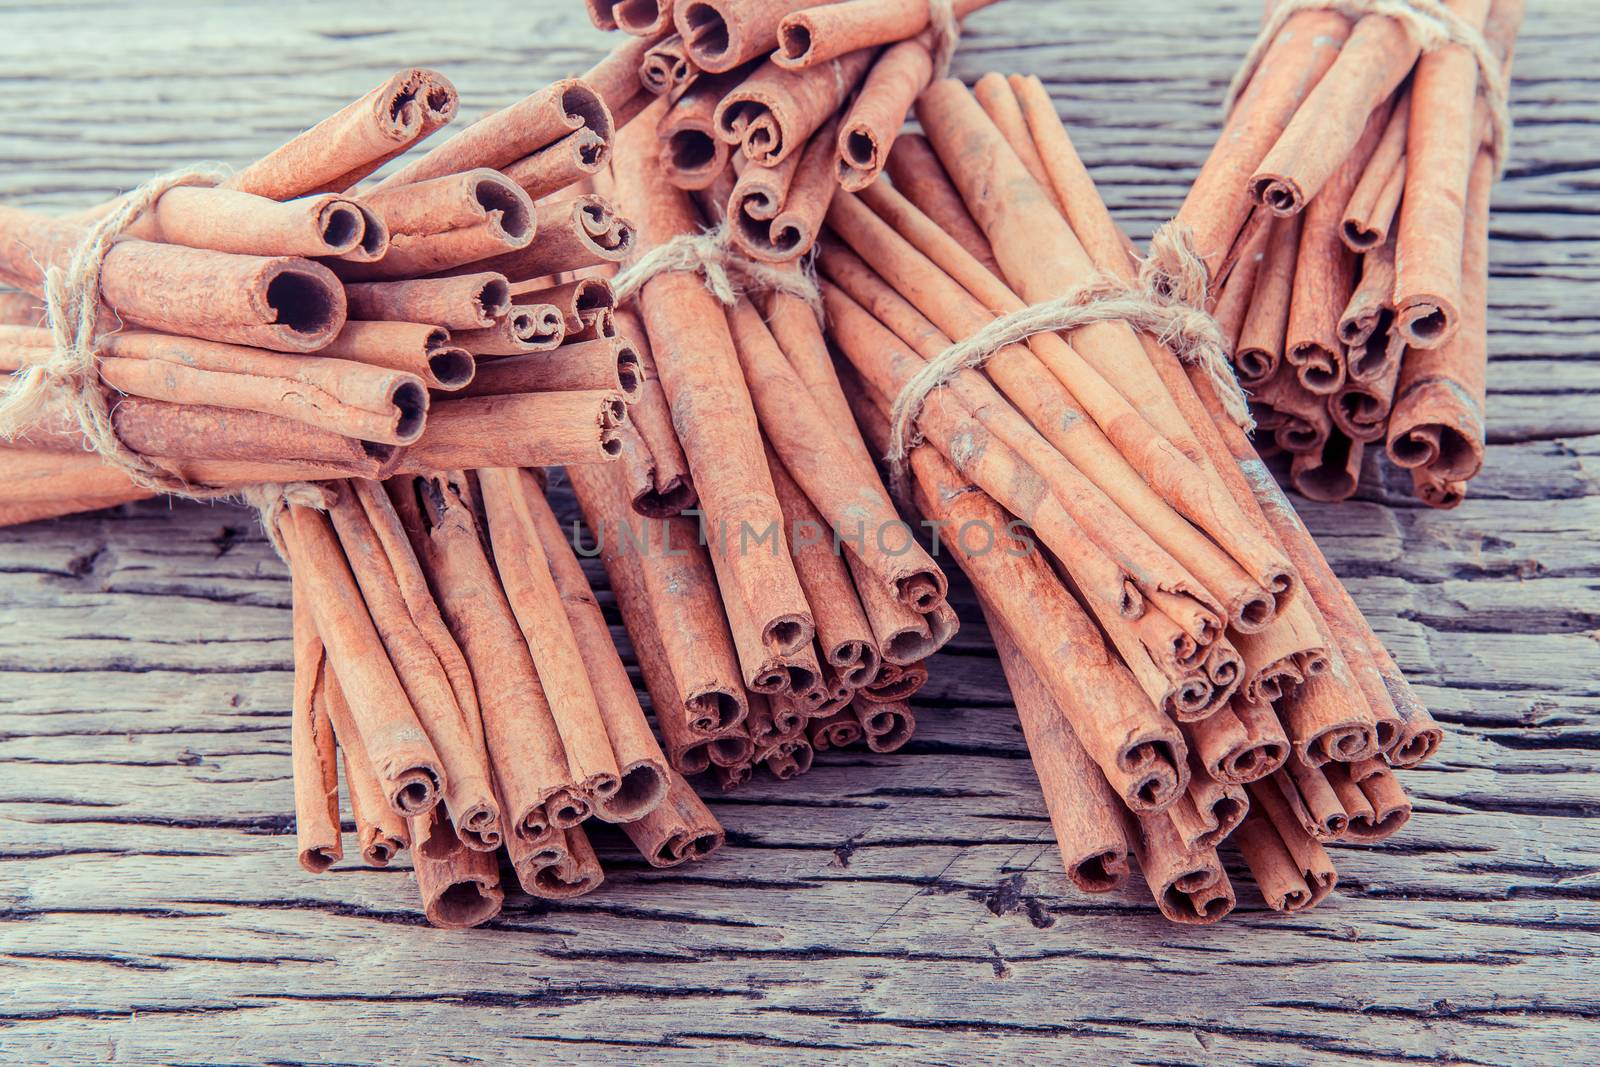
3,0,1599,1062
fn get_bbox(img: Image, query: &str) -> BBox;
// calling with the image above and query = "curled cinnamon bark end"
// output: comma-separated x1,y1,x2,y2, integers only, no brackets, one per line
410,806,504,930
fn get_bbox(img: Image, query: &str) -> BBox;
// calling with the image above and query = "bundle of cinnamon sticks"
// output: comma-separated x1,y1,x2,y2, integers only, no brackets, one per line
811,72,1439,923
1182,0,1522,506
580,0,1002,264
0,59,647,525
282,471,726,928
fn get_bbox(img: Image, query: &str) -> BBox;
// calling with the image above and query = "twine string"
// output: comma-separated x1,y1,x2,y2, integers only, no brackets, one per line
1223,0,1511,175
611,220,826,324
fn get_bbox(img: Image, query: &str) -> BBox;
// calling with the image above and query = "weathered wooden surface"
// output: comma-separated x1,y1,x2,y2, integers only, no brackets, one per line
2,0,1598,1062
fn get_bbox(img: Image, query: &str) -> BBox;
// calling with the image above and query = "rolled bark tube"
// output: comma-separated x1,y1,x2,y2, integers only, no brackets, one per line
1342,91,1411,252
729,116,840,262
395,391,625,471
768,449,881,689
707,728,757,769
1185,361,1437,768
1181,871,1237,924
343,170,536,280
1249,15,1419,215
1233,213,1301,387
728,299,944,610
1255,361,1331,456
311,320,475,391
712,49,875,167
322,667,412,866
839,186,1277,633
1329,758,1412,841
579,24,659,121
1204,638,1244,698
1234,622,1311,706
1339,234,1403,382
517,277,615,334
277,505,443,817
808,708,864,750
407,806,504,929
446,194,635,282
1234,810,1316,913
909,439,1189,813
503,129,609,201
1166,759,1248,852
1278,666,1380,767
1285,100,1392,395
777,0,995,69
770,296,957,665
1411,467,1466,509
346,273,512,331
656,72,742,190
972,73,1066,217
675,0,821,74
611,307,694,515
610,116,814,655
823,266,1202,627
1388,146,1494,482
327,482,502,850
835,33,934,192
388,472,583,838
459,336,641,400
641,33,697,97
875,93,1303,601
765,734,814,778
478,467,625,812
1183,699,1287,786
1131,813,1229,924
1393,0,1504,349
621,770,725,868
1171,10,1351,278
1081,571,1218,724
853,697,915,753
712,760,754,792
1278,759,1348,840
451,304,565,357
617,416,690,521
568,459,747,740
0,326,428,447
517,472,671,822
1211,219,1272,353
1291,431,1364,502
290,580,343,873
127,187,367,258
883,133,1002,277
374,79,612,192
227,68,458,199
510,824,606,899
858,659,927,702
0,209,346,352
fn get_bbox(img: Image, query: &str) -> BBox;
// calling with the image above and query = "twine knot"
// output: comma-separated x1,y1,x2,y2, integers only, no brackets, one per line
1223,0,1511,176
242,481,335,562
612,220,826,324
886,270,1254,496
0,163,231,494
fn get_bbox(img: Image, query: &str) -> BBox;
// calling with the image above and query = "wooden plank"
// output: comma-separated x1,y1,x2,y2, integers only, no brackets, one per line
3,0,1599,1062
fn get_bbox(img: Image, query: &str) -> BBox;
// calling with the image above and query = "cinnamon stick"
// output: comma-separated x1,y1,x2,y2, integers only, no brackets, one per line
318,321,474,390
713,49,875,166
324,675,411,867
346,273,512,331
622,769,726,867
290,578,342,873
408,806,504,929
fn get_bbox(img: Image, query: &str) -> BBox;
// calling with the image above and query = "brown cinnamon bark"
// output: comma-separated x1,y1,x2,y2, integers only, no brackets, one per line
777,0,996,69
1337,233,1404,397
228,68,457,198
883,133,1002,278
1233,213,1301,387
611,307,695,515
503,129,610,201
835,33,934,192
851,696,915,753
374,80,612,192
580,31,657,129
277,504,443,817
972,73,1066,217
1388,146,1494,484
859,659,928,702
395,391,626,471
388,471,584,837
1250,16,1417,215
1172,9,1350,279
0,208,346,352
346,273,511,330
344,170,536,280
460,335,640,400
1184,698,1289,785
1278,759,1349,840
622,769,726,867
508,823,606,899
587,0,676,37
675,0,822,73
1328,758,1412,841
609,116,814,656
322,673,411,867
1255,360,1331,456
1166,759,1248,852
1248,776,1338,908
290,580,342,873
656,73,740,190
808,708,865,750
729,116,840,261
318,321,474,390
1291,431,1364,502
1130,813,1230,924
327,481,502,850
1233,810,1317,913
447,194,635,282
127,188,370,258
1284,100,1392,395
641,34,698,99
1393,0,1505,349
1342,91,1411,252
408,806,504,929
713,49,875,166
1211,219,1272,352
451,303,565,356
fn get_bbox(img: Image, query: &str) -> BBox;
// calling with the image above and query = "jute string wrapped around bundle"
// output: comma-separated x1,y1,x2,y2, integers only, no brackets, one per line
611,220,823,318
1223,0,1511,174
886,269,1253,495
0,165,231,494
